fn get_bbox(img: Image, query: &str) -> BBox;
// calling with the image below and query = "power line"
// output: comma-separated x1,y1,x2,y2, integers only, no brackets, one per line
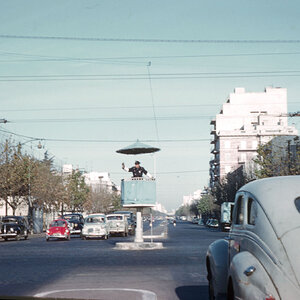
9,116,213,123
2,50,300,63
147,62,160,144
1,70,300,81
0,102,298,113
0,128,210,143
1,34,300,43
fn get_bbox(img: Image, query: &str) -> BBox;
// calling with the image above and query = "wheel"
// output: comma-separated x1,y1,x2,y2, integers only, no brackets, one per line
3,237,8,241
104,234,108,240
227,278,234,300
67,235,70,241
122,232,126,237
81,235,86,240
46,237,49,242
15,234,20,241
125,231,128,237
24,230,28,240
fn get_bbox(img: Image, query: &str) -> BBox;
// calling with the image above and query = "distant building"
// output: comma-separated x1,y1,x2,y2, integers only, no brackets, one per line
210,87,298,187
83,171,119,194
182,189,203,206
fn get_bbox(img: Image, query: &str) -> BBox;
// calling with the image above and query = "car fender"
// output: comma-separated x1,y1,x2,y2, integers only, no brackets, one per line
206,238,229,296
228,251,279,300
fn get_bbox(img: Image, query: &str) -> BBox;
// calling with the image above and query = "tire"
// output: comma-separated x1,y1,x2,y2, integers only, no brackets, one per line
104,234,108,240
24,230,28,240
67,235,70,241
4,237,8,241
46,237,49,242
122,232,126,237
227,278,234,300
15,234,20,241
81,235,86,240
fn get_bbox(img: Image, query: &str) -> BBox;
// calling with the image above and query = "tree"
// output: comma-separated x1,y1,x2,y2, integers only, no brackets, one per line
66,170,89,212
254,138,300,178
197,194,215,217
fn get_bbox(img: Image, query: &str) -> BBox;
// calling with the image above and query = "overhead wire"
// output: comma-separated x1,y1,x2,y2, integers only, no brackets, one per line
1,34,300,43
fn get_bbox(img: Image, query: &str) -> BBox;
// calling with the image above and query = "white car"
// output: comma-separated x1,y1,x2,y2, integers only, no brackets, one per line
206,176,300,300
106,214,128,237
81,214,109,240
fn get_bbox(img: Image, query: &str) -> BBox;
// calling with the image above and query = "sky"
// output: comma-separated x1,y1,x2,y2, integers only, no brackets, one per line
0,0,300,210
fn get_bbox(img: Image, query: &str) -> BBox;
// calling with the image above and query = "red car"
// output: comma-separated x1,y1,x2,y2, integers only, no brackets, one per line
46,219,70,241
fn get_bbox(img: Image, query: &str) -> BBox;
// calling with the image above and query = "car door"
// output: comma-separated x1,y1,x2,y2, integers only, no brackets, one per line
229,193,246,263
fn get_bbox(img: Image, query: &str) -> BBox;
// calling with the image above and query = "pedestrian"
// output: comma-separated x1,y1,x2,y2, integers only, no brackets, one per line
122,161,153,179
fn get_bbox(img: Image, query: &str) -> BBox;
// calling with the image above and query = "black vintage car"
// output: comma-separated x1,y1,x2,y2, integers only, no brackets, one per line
62,213,84,235
0,216,29,241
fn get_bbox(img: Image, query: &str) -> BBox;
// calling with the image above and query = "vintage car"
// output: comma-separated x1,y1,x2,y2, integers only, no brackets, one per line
81,214,109,240
113,211,136,235
62,213,84,235
106,214,129,237
46,219,70,241
206,175,300,300
0,216,29,241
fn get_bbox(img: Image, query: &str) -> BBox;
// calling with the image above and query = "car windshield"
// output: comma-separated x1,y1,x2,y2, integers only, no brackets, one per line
63,215,80,220
2,218,18,223
85,217,104,223
50,221,66,227
107,216,123,221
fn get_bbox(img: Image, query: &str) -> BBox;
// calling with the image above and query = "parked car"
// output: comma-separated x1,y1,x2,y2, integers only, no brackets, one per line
81,214,109,240
208,219,219,229
192,217,199,224
46,219,70,241
198,219,205,226
106,214,129,237
0,216,29,241
62,213,84,235
206,176,300,300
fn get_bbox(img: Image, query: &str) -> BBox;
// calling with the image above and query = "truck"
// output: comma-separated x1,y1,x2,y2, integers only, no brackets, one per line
220,202,234,231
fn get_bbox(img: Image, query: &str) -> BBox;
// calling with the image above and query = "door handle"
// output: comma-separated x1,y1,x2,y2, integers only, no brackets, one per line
244,266,256,276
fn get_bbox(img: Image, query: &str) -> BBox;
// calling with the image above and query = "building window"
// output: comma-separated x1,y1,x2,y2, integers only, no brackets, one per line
239,153,246,163
225,141,231,149
240,141,247,150
225,153,231,161
252,140,258,149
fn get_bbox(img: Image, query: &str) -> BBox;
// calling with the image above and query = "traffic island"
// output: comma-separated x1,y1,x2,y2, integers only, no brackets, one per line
115,241,164,250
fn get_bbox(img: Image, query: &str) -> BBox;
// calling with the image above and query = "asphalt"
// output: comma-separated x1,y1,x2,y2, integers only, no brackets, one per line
0,221,227,300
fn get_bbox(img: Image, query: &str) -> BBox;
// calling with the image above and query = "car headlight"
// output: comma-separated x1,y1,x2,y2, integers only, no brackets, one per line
10,228,14,232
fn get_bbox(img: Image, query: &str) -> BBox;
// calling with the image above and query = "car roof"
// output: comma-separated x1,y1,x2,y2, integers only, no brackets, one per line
238,175,300,238
106,214,124,217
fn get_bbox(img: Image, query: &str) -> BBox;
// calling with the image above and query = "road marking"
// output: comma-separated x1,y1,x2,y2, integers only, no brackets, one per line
34,288,157,300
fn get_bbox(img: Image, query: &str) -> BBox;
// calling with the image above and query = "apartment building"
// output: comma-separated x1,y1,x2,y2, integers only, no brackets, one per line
210,87,298,187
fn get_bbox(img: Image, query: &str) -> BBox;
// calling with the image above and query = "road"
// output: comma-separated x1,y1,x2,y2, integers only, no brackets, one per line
0,221,227,300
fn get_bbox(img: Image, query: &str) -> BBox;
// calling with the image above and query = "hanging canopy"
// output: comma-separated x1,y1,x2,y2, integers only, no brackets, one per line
116,140,160,155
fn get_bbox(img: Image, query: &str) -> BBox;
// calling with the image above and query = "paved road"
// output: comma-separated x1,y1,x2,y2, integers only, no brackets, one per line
0,221,227,300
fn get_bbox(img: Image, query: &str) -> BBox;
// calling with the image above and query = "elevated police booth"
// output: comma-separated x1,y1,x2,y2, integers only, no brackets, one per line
121,177,156,243
121,178,156,207
116,140,161,248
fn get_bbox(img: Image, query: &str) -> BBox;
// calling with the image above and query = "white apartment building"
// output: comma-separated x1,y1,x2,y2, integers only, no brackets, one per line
210,87,298,186
83,171,119,194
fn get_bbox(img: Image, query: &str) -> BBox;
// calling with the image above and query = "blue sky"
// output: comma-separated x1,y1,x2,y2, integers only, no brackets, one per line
0,0,300,210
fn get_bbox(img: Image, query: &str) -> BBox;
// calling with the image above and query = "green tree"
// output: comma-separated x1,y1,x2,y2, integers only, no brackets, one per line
197,194,215,217
66,170,89,212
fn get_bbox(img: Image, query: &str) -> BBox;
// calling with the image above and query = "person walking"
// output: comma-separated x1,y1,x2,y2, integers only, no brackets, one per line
122,161,153,179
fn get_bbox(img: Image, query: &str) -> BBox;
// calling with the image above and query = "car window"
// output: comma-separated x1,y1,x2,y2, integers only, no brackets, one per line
234,195,244,225
107,216,123,220
247,198,257,225
295,197,300,213
50,221,66,227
